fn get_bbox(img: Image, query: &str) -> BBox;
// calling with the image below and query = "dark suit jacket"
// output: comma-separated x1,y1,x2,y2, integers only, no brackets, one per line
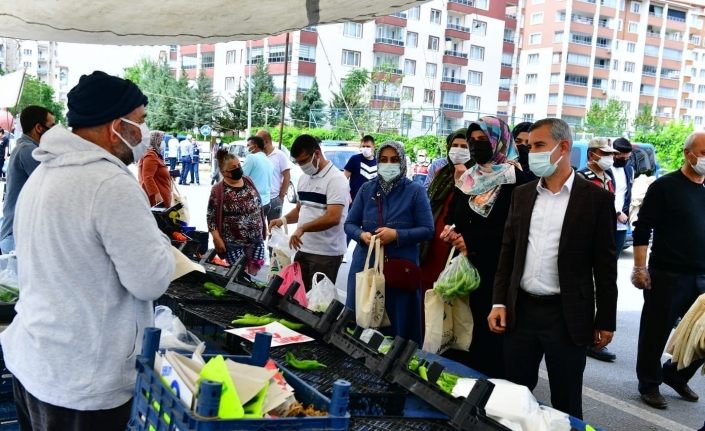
493,173,618,345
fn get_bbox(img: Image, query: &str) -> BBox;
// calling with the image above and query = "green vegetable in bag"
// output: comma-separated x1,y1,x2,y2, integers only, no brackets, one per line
433,255,481,300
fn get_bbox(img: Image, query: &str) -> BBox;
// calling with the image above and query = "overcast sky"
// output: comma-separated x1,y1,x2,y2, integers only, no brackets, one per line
58,43,166,89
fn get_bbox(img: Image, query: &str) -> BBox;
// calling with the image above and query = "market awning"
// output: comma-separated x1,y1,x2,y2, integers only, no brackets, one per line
0,0,425,45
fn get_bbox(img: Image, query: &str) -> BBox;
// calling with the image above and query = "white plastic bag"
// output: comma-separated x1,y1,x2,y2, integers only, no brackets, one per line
154,305,203,352
0,253,18,289
306,272,338,312
269,226,295,258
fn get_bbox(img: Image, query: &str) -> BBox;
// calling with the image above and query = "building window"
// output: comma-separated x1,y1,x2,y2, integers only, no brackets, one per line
554,32,564,43
631,1,641,13
627,42,636,52
699,84,705,94
549,93,558,105
613,60,619,70
526,73,538,84
622,81,632,92
696,100,705,109
430,9,441,24
268,45,291,63
531,12,544,25
341,49,361,66
628,21,638,33
611,79,617,90
466,95,481,111
224,77,236,92
201,52,215,68
552,53,561,63
428,36,439,51
298,75,314,90
407,6,420,20
23,61,32,68
683,99,693,108
425,63,437,78
402,86,414,101
226,50,236,64
247,47,264,64
182,54,197,69
524,93,536,104
699,69,705,78
472,20,487,36
470,45,485,61
556,11,566,22
22,49,32,56
299,44,316,62
523,113,535,122
406,32,418,48
343,22,363,38
501,52,513,67
404,59,416,75
499,78,510,90
683,115,692,123
625,61,635,72
550,73,560,84
474,0,488,9
527,53,540,64
696,116,703,125
468,70,483,85
423,89,435,104
421,115,433,129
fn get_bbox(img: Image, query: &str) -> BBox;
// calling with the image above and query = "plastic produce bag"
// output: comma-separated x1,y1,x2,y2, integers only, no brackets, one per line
306,272,338,312
434,249,481,301
277,262,308,308
0,253,18,291
269,227,295,259
154,305,203,352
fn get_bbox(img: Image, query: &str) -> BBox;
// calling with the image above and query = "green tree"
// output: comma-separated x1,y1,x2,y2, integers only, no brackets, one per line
123,59,179,131
188,73,217,129
289,80,325,127
215,84,248,132
172,71,195,131
583,99,626,136
329,68,370,133
250,60,281,127
633,121,692,171
633,104,657,132
12,75,65,123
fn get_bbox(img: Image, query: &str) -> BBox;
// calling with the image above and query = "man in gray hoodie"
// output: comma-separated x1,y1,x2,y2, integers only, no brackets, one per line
0,71,175,430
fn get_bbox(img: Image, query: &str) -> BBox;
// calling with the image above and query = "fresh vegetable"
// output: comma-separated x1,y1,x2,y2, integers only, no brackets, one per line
408,356,421,372
285,351,327,370
203,282,227,297
231,313,306,330
418,365,428,381
433,255,481,300
278,318,305,330
436,371,460,395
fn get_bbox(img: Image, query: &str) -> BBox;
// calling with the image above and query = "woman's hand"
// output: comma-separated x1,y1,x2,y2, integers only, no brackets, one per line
440,224,454,240
213,236,226,255
441,228,468,256
374,227,398,246
360,232,373,246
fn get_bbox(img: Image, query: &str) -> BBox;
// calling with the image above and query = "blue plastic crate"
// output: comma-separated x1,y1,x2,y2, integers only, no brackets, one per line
128,328,351,431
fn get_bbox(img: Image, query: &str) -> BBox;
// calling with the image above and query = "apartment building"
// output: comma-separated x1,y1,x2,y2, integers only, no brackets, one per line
514,0,705,129
0,39,67,104
172,0,519,137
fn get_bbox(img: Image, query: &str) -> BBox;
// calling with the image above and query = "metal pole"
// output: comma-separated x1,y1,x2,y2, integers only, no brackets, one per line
278,33,290,149
247,40,252,137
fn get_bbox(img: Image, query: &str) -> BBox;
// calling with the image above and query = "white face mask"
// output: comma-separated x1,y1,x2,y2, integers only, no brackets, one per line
361,147,374,158
528,144,563,178
596,155,614,171
692,156,705,176
377,163,401,181
113,117,149,164
300,153,320,176
448,147,471,165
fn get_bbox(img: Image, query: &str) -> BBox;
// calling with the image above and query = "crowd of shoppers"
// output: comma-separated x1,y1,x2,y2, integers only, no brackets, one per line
0,69,702,430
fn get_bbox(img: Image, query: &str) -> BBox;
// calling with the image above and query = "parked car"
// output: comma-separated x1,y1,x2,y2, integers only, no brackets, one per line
320,140,360,171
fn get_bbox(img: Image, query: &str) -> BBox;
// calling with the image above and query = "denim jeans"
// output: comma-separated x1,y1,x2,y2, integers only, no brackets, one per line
0,234,15,254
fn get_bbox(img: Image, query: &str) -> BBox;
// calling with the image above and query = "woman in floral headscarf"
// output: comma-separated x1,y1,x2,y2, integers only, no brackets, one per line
345,141,434,343
439,116,533,378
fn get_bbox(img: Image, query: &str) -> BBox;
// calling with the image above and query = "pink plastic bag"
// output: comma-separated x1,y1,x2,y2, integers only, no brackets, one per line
277,262,308,307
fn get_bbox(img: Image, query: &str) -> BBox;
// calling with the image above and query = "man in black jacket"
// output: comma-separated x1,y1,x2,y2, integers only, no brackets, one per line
489,118,618,419
632,131,705,409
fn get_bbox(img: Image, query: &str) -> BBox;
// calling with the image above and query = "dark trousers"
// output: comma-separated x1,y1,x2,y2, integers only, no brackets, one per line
266,196,283,223
167,157,177,170
190,157,200,184
179,159,191,184
294,250,343,291
636,269,705,394
615,229,627,258
503,291,588,419
13,377,132,431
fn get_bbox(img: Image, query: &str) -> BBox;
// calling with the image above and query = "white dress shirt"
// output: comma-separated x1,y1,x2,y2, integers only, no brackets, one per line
611,166,628,231
520,170,575,296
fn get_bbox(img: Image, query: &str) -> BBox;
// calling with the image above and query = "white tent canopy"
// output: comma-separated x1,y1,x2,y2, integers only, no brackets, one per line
0,0,423,45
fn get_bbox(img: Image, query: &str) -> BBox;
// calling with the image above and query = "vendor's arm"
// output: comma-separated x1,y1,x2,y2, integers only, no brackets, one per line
94,175,174,301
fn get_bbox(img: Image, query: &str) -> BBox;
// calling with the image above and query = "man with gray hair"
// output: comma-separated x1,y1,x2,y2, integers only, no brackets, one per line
489,118,618,419
632,131,705,409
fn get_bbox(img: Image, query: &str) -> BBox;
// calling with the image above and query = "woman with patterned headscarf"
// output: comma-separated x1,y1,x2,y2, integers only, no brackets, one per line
344,141,434,343
138,130,172,207
439,116,532,378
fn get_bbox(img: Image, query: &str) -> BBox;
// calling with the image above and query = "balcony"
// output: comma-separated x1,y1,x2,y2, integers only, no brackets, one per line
375,37,404,47
36,68,48,75
371,95,401,103
391,11,407,19
441,77,466,92
373,66,403,75
442,76,466,84
447,23,470,33
448,0,480,14
446,25,471,41
373,40,405,56
444,50,468,59
647,31,661,38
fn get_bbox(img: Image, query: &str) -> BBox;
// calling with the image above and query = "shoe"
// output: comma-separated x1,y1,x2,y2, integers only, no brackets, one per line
663,377,699,402
640,391,668,409
587,346,616,362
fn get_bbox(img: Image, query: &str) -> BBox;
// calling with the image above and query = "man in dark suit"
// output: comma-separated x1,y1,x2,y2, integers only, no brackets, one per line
488,118,618,419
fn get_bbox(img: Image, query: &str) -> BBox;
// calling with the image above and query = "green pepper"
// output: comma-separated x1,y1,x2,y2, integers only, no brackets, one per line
231,313,276,326
203,282,227,297
285,351,326,370
418,365,428,381
408,356,420,372
436,371,460,395
277,318,305,330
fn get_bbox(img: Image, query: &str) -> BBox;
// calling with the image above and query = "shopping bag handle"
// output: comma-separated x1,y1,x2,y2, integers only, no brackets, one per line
445,246,458,268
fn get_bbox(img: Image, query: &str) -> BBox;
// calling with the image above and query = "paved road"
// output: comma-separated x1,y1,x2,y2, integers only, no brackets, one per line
180,180,704,431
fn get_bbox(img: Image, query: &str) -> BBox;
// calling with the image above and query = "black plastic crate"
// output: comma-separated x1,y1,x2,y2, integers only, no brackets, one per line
350,417,454,431
178,302,273,354
156,273,242,316
269,343,406,416
0,304,15,325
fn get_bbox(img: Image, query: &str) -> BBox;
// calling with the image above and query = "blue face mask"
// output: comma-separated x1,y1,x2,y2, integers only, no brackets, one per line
377,163,401,181
528,143,563,178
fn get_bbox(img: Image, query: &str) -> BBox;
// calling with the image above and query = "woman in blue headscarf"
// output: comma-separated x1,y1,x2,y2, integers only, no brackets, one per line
440,116,533,378
345,141,434,343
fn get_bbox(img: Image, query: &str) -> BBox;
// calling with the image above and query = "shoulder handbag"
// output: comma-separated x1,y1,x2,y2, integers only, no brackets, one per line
376,191,421,291
170,178,190,223
355,235,391,328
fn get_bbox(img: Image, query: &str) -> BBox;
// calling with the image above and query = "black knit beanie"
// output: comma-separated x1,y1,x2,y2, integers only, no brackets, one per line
67,71,148,128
